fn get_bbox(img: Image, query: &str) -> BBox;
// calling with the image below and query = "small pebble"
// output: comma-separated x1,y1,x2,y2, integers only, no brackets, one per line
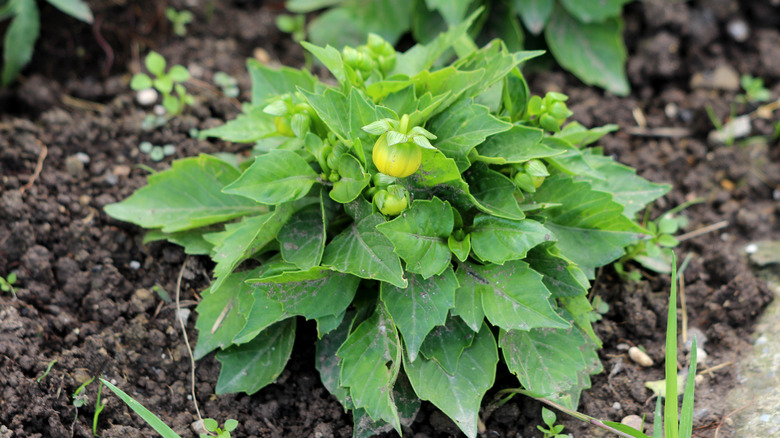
65,155,85,176
616,343,630,351
745,243,758,254
177,308,191,326
727,19,749,42
136,88,158,106
75,152,91,164
129,260,141,270
612,402,622,410
153,104,167,117
191,420,209,435
621,415,643,431
628,346,654,367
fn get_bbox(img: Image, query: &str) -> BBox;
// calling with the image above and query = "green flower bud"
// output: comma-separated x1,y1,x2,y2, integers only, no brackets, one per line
513,172,537,193
373,184,409,216
274,116,295,137
540,113,560,132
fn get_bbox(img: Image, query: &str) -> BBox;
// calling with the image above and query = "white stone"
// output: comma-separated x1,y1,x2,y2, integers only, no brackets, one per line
136,88,158,106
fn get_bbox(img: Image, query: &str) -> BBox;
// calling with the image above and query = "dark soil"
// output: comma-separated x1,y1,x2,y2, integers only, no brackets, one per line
1,0,779,437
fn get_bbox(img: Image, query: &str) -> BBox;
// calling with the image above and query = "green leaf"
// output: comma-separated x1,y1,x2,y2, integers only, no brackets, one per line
376,197,454,278
287,0,342,13
558,0,631,23
198,106,275,143
530,175,646,278
515,0,553,34
352,373,421,438
464,163,525,220
143,228,214,255
578,150,671,218
338,305,402,433
453,41,543,100
254,267,360,320
205,206,292,293
476,125,551,164
545,8,629,95
448,234,471,262
542,137,603,179
404,322,498,438
301,41,349,83
193,268,258,359
381,268,458,361
47,0,92,23
555,121,618,147
315,310,353,407
427,98,512,171
302,88,396,145
167,64,190,82
452,264,486,332
306,8,367,51
2,0,39,86
223,150,320,205
247,58,317,106
104,155,265,233
500,325,602,403
322,212,407,288
145,51,166,77
470,215,553,265
232,284,286,345
419,314,476,374
459,261,569,331
525,245,589,299
330,154,370,203
424,0,470,25
277,201,326,271
215,319,296,394
392,11,477,76
130,73,153,90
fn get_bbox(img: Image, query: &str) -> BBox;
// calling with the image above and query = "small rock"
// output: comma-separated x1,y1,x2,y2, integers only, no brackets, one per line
177,308,191,326
748,241,780,267
129,260,141,270
153,104,167,117
75,152,90,164
621,415,643,431
708,115,751,145
113,165,131,177
136,88,158,106
690,65,740,91
65,155,85,176
727,19,749,42
616,343,630,351
103,172,119,186
612,402,622,410
191,420,209,435
628,346,654,367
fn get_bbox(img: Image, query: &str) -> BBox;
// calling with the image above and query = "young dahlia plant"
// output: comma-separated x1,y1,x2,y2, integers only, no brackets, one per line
106,20,667,438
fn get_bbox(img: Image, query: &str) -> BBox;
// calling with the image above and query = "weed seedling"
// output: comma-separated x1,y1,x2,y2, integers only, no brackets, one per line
36,359,57,382
165,7,194,37
139,141,176,161
213,72,239,98
131,51,194,120
537,407,567,438
738,74,771,104
200,418,238,438
0,271,17,298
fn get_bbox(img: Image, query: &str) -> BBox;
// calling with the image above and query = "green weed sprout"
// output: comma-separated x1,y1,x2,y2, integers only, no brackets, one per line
165,7,194,37
106,27,671,437
131,51,194,119
100,378,239,438
213,72,239,98
0,271,17,298
72,376,106,436
537,407,567,438
1,0,93,86
738,74,772,104
139,141,176,161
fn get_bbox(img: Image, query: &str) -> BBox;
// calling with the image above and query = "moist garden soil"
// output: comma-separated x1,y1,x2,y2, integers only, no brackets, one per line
1,0,779,437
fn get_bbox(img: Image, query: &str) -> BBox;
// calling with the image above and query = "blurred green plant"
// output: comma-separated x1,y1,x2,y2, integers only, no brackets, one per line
130,51,194,120
165,7,194,37
1,0,93,86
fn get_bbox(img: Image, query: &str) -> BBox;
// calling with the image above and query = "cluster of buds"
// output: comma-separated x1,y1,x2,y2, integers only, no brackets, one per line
526,92,573,133
342,33,397,80
513,159,549,193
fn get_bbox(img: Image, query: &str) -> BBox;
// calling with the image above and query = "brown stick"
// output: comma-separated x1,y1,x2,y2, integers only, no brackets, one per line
20,140,48,194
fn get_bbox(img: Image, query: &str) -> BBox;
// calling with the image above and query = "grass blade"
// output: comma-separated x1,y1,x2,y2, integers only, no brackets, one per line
679,337,698,438
99,378,181,438
665,258,679,438
653,396,663,438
